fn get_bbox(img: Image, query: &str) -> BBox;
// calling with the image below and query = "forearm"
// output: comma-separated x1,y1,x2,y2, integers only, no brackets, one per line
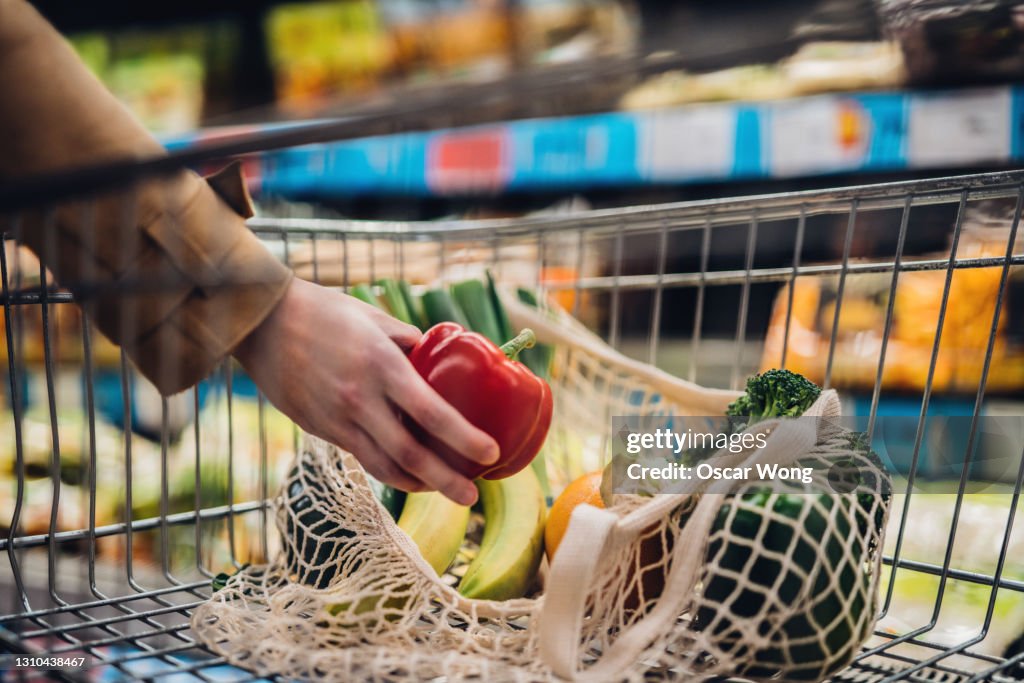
0,0,292,395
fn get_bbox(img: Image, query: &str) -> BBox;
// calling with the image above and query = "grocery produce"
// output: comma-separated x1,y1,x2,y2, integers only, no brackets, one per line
545,470,668,613
457,466,546,601
543,469,604,562
451,279,504,345
725,368,821,431
349,283,381,308
692,369,888,679
366,474,405,521
375,278,414,326
284,459,403,589
408,322,553,480
513,287,554,380
283,458,358,589
396,491,470,576
398,280,428,330
421,288,471,328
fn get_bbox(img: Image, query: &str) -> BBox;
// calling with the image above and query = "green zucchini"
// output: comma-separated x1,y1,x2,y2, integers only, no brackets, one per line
349,283,381,308
399,280,428,330
422,288,470,328
376,279,413,325
451,280,502,345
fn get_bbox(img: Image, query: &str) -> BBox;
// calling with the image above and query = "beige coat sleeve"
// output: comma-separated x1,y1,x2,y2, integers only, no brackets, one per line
0,0,293,396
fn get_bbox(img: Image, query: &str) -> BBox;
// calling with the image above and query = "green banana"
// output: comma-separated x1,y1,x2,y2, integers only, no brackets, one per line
397,492,470,576
458,467,546,601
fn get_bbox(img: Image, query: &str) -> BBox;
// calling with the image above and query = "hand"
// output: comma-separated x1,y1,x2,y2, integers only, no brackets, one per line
233,278,499,505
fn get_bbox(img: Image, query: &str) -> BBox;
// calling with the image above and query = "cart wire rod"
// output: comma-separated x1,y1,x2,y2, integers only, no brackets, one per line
875,189,1023,683
876,189,968,622
533,254,1024,292
0,500,268,552
244,171,1024,239
12,251,1016,311
0,580,210,624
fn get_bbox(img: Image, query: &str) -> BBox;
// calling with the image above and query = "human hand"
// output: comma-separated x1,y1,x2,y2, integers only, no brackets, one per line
233,278,499,505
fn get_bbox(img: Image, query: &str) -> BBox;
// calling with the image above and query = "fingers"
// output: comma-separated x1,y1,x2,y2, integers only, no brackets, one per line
354,299,422,350
340,423,428,495
378,316,422,351
356,398,479,506
383,359,500,467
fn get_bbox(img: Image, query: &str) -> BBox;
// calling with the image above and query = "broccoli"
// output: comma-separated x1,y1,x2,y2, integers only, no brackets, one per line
725,369,821,430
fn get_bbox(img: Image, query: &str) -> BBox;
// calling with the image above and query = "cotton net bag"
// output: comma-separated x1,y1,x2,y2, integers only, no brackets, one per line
192,294,891,682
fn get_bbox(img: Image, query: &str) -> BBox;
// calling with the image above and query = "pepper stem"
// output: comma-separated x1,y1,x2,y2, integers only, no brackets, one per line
500,328,537,360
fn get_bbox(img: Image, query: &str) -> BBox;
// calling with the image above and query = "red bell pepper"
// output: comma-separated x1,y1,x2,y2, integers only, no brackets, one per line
408,322,553,480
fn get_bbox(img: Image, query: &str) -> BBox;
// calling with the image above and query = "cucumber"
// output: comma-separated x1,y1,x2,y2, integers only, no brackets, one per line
422,289,470,328
451,280,502,345
399,280,428,330
376,279,414,325
349,283,381,308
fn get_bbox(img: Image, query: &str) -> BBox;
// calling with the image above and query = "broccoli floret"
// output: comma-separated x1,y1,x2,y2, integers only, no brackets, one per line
726,369,821,428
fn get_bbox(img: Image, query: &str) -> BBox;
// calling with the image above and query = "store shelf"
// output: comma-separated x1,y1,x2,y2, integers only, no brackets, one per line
165,84,1024,198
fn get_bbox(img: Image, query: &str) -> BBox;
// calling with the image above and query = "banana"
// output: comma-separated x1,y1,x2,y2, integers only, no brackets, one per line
327,491,467,619
397,491,470,576
458,467,547,601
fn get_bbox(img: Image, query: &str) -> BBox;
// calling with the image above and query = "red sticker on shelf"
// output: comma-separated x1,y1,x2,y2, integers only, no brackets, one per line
427,128,510,194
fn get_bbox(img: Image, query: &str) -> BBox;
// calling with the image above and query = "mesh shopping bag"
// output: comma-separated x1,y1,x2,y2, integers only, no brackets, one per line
192,293,890,682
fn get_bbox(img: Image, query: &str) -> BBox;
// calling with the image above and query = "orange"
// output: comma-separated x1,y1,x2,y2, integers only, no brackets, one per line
544,470,605,562
544,469,671,614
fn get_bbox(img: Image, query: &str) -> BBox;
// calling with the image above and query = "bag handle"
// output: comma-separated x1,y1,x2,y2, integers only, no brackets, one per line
504,295,741,415
538,504,618,679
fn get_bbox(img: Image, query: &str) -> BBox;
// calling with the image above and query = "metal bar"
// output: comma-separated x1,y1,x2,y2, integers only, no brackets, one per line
878,185,1024,683
647,221,668,365
529,253,1024,293
866,195,912,441
880,555,1024,593
20,600,207,639
159,398,175,584
0,581,210,623
243,172,1024,241
688,218,712,383
876,190,967,621
258,390,269,563
36,622,194,658
779,206,806,370
572,228,585,320
608,228,624,350
194,386,208,577
2,220,30,613
224,360,239,568
731,211,758,390
823,199,858,389
311,232,320,284
0,501,268,551
37,211,64,605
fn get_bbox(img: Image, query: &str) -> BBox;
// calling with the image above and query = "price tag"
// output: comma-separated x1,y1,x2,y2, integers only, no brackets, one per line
908,88,1011,167
768,97,870,177
427,128,511,194
638,105,736,180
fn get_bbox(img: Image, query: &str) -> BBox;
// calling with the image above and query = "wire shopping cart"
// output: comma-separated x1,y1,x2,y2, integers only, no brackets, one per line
1,113,1023,682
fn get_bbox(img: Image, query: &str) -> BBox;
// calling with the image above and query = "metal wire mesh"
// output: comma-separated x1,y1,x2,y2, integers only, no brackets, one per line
1,145,1023,681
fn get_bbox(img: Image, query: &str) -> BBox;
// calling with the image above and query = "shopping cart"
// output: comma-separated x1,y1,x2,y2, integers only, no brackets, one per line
1,114,1023,682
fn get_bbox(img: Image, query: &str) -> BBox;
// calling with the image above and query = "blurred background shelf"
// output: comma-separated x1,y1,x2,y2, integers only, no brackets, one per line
163,85,1024,200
